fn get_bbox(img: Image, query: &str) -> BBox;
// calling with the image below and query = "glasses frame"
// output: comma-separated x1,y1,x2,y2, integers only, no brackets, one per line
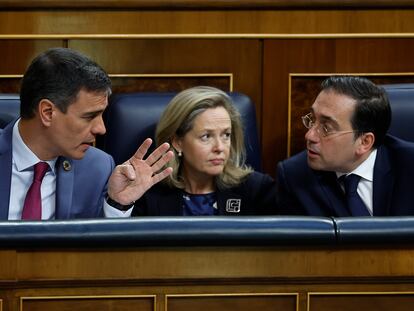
301,113,356,138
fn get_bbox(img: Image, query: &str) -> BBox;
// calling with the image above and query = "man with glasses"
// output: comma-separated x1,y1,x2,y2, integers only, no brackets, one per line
276,76,414,216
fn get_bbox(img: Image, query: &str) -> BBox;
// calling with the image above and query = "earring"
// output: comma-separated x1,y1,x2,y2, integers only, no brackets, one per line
178,151,182,157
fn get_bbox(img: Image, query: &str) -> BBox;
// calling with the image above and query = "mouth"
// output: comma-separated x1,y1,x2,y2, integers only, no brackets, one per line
307,148,320,158
209,159,225,165
80,141,94,149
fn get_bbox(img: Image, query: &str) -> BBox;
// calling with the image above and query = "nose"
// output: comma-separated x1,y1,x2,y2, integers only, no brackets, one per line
92,115,106,136
304,125,319,143
213,137,225,152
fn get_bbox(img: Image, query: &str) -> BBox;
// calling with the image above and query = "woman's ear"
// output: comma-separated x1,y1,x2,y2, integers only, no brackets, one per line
38,99,56,127
171,135,182,154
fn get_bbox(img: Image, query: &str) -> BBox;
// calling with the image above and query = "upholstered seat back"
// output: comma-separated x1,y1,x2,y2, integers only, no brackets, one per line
382,83,414,142
104,92,262,171
0,94,20,128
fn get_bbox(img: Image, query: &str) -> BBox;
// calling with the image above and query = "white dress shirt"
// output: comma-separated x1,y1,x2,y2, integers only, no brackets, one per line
336,149,377,216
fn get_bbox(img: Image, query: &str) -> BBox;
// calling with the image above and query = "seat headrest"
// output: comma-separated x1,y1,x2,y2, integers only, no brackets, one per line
0,94,20,128
382,83,414,142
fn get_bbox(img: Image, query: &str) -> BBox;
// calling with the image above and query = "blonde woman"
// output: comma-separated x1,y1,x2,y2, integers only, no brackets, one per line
132,86,276,216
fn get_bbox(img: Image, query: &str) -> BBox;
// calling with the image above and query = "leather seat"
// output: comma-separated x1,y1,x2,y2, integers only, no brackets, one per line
382,83,414,142
0,94,20,128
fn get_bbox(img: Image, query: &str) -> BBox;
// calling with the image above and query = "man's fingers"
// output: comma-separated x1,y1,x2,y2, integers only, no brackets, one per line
144,142,171,166
116,164,136,181
150,150,174,173
151,167,173,185
131,138,153,162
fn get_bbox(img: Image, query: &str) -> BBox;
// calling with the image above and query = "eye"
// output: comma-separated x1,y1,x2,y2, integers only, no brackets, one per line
83,113,99,120
200,133,210,142
223,132,231,140
321,123,335,135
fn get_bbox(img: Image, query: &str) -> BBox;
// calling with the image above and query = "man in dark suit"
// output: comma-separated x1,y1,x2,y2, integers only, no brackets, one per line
276,76,414,216
0,47,173,220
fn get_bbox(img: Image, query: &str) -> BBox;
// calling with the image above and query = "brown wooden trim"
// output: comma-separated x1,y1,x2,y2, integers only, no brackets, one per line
1,0,414,10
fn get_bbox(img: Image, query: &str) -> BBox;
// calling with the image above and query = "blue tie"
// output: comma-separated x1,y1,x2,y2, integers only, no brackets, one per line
342,174,370,216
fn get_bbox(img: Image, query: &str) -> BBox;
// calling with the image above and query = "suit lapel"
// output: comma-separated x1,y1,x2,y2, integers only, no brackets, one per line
317,171,351,217
372,146,393,216
0,121,16,220
55,157,74,219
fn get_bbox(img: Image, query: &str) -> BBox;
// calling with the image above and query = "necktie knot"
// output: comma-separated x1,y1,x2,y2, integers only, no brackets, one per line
34,162,49,182
343,174,361,196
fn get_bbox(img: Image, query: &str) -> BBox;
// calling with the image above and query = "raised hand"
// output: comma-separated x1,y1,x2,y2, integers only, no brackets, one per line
107,138,174,205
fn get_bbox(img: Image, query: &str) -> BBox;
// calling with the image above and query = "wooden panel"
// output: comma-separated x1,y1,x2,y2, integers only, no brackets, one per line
12,247,414,280
3,1,414,9
308,293,414,311
0,250,17,280
20,296,154,311
2,10,414,35
1,245,414,310
166,294,297,311
0,40,65,75
110,75,231,93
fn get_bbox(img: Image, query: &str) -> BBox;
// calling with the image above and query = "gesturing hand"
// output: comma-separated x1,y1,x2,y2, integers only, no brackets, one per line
108,138,174,205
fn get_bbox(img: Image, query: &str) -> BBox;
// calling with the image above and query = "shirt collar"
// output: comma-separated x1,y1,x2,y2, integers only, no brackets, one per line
336,149,377,182
12,119,57,173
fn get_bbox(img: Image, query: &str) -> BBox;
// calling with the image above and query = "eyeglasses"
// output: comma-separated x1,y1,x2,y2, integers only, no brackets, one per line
301,113,356,138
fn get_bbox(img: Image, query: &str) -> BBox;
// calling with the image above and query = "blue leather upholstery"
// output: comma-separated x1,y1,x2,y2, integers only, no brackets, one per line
3,216,414,247
0,216,336,247
104,92,262,171
0,94,20,128
382,84,414,142
334,217,414,245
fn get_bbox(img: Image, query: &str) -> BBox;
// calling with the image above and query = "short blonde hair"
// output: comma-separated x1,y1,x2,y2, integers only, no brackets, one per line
156,86,253,189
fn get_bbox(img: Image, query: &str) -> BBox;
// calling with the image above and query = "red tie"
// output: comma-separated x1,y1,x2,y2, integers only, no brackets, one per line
22,162,49,220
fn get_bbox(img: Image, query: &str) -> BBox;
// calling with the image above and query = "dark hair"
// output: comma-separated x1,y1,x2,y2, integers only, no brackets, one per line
20,47,112,119
321,76,391,147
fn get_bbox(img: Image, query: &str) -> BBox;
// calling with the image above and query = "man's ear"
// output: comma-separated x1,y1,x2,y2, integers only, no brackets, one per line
38,99,56,127
356,132,375,156
171,135,182,154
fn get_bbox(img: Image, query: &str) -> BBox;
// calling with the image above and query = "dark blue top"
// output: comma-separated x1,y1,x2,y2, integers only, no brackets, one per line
182,192,218,216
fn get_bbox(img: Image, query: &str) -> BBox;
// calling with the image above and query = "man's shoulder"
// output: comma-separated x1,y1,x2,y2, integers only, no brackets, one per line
241,171,274,186
384,135,414,151
382,135,414,162
72,146,114,171
278,150,308,171
84,146,113,160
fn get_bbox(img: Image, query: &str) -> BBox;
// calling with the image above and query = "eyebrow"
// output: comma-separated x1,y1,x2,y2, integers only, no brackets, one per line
82,109,105,118
310,108,339,127
202,126,231,131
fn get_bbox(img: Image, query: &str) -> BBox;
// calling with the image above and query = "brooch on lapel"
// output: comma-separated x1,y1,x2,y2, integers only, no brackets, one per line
226,199,241,213
62,160,72,171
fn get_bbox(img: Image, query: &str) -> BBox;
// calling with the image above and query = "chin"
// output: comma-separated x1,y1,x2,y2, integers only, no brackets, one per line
68,149,89,160
207,169,224,176
307,158,323,171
